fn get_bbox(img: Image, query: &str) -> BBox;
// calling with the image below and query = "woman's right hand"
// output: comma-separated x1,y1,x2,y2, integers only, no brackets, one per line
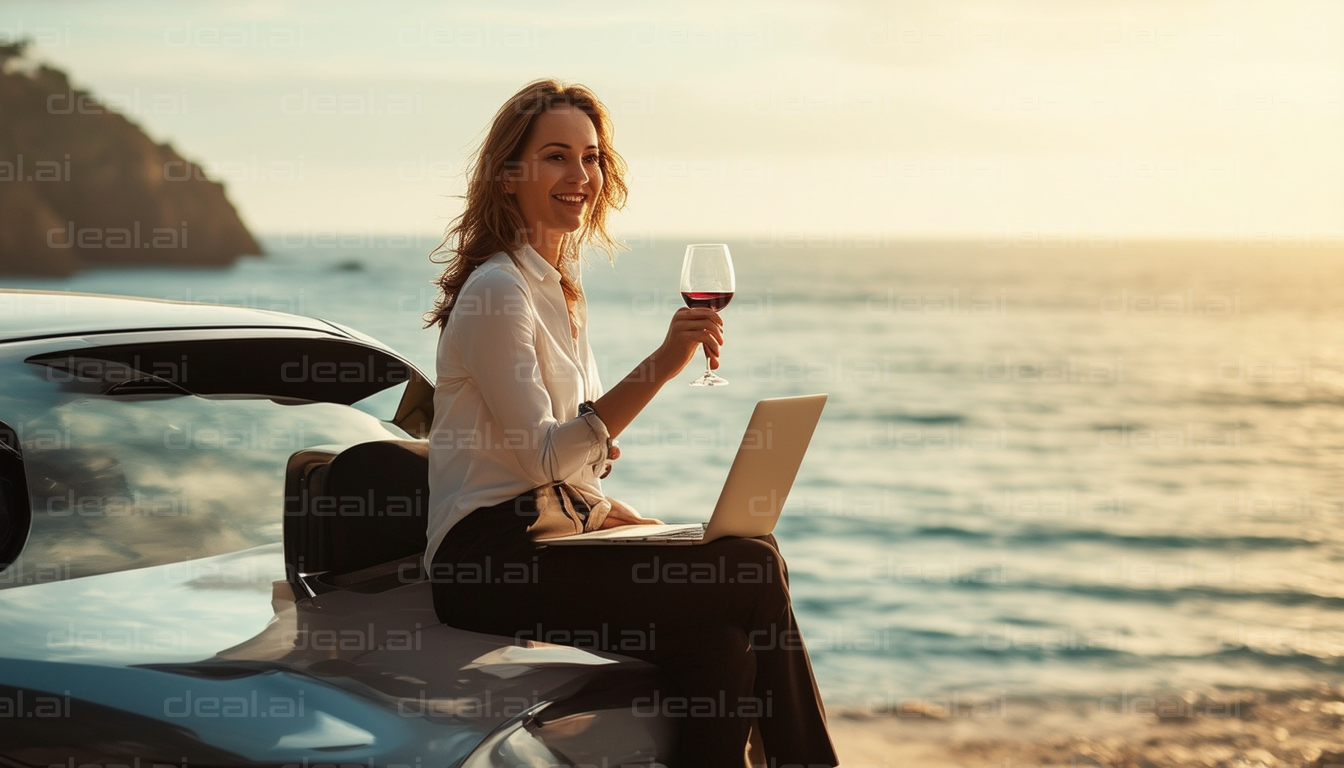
651,307,725,382
592,308,726,438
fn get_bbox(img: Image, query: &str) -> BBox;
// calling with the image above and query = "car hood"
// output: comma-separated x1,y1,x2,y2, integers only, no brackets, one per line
0,543,655,764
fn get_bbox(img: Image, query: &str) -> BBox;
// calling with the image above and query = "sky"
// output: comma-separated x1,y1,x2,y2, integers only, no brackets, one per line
4,0,1342,242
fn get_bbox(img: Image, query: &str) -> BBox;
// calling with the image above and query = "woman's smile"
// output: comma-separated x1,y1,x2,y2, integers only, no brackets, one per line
552,192,588,212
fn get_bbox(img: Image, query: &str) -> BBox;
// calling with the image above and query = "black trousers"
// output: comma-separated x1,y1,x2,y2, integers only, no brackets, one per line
429,493,839,768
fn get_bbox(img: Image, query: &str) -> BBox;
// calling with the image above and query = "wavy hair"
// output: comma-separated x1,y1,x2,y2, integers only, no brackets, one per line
424,79,629,329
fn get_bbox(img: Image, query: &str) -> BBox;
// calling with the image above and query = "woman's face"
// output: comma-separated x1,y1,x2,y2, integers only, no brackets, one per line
504,105,603,258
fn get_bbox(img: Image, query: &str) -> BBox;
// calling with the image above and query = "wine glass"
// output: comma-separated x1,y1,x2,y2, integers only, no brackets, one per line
679,243,735,387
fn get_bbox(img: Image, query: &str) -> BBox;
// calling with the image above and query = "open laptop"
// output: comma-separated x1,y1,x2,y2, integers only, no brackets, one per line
541,393,827,546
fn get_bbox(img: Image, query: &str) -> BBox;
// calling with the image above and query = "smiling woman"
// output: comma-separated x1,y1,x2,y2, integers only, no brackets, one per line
421,80,838,768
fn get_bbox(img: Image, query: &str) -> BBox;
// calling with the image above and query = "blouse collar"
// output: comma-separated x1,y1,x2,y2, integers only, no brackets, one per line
513,242,585,331
514,242,559,285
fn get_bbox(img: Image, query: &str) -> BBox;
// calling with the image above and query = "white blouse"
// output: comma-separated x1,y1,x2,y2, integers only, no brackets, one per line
424,243,612,566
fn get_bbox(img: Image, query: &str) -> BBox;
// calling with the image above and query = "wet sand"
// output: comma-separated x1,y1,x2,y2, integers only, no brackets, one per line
826,686,1344,768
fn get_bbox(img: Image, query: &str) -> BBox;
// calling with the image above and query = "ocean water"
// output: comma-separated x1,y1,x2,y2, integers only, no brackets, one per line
7,237,1344,707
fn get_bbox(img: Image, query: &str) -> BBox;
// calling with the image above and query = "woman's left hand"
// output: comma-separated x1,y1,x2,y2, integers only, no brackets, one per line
599,441,620,479
600,496,664,528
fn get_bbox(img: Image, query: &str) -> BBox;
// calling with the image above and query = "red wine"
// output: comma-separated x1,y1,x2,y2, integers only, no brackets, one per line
681,291,734,310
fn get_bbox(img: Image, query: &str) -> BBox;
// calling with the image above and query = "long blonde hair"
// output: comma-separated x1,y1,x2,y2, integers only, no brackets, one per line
424,79,629,329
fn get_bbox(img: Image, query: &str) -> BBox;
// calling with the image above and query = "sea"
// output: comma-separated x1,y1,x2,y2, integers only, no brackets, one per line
6,236,1344,709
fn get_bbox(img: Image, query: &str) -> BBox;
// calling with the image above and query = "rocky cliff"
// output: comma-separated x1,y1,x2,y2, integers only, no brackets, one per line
0,43,261,276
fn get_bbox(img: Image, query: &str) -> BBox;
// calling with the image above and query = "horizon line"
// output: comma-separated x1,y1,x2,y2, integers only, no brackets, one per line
250,231,1344,248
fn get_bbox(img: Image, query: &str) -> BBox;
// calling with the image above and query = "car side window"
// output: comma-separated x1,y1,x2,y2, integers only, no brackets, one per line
0,361,409,588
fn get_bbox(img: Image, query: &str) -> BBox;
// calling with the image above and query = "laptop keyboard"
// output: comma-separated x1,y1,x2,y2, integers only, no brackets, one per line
660,526,706,540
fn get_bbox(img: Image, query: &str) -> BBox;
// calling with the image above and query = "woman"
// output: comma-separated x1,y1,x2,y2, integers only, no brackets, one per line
423,78,838,768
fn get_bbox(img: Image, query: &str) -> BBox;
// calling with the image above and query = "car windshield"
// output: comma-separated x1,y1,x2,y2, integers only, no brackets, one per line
0,354,411,587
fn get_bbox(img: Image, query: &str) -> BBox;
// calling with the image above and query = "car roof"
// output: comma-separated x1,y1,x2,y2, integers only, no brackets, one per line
0,289,348,344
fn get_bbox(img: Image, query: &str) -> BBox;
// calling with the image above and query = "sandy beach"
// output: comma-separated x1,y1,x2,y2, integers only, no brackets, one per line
827,686,1344,768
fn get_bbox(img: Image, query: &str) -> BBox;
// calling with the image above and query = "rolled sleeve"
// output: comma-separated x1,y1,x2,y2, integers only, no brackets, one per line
579,409,610,472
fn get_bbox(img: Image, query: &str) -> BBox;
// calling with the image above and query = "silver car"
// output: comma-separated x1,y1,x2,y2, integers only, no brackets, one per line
0,289,672,766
